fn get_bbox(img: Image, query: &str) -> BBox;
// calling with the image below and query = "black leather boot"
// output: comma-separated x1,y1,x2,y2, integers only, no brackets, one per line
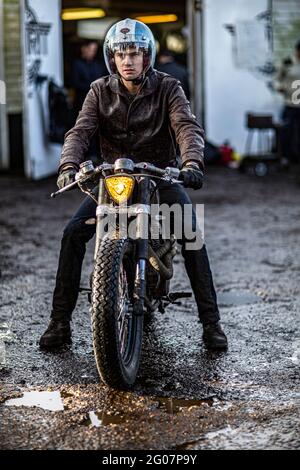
203,321,228,350
39,320,72,349
182,246,221,325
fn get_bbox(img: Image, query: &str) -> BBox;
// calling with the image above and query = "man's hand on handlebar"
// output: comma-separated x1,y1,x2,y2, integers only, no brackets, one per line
57,165,77,190
179,161,204,190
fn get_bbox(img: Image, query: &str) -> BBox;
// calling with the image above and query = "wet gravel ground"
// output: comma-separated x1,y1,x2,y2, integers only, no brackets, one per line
0,166,299,450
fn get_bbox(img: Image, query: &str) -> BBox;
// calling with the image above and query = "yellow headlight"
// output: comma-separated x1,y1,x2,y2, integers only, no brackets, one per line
104,176,135,205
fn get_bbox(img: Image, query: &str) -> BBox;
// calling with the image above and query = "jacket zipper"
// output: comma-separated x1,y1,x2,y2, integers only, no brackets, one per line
125,76,148,131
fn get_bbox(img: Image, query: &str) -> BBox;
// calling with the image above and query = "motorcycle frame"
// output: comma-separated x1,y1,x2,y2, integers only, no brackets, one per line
94,175,160,315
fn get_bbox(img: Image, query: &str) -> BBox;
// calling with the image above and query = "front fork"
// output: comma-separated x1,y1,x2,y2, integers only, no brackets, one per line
94,177,150,316
94,178,110,261
133,177,150,316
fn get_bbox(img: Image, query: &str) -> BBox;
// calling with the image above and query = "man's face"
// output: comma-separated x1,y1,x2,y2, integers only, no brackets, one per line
82,42,98,61
114,48,144,81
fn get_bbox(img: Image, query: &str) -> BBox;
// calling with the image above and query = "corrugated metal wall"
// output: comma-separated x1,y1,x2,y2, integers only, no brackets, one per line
273,0,300,64
3,0,23,114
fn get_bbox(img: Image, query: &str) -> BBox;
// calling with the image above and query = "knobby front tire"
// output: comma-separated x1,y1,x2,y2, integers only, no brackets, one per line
91,235,143,389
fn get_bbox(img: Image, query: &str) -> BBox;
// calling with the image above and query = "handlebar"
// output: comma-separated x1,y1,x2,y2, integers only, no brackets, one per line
134,162,180,180
50,159,181,199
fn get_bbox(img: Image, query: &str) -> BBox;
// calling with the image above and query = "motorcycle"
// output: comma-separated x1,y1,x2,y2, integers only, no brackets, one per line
51,158,191,389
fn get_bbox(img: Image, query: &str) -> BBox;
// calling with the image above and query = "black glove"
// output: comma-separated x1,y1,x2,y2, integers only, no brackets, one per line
57,166,77,190
179,162,204,190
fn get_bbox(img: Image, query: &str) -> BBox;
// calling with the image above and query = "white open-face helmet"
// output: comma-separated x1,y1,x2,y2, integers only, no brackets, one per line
104,18,156,77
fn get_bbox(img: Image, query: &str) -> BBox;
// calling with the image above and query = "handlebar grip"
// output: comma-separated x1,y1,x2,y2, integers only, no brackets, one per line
134,162,181,179
134,162,166,176
50,179,79,198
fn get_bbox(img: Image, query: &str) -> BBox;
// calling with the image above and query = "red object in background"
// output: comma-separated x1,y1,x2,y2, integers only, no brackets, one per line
219,141,234,166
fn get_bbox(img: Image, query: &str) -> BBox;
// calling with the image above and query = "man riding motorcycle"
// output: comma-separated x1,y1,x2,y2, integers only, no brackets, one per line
40,19,228,351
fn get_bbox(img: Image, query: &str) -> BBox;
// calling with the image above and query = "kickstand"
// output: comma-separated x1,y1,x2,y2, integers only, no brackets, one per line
79,287,92,304
158,292,192,313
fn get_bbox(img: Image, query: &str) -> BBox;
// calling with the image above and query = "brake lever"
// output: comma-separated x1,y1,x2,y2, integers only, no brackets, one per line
162,176,183,185
50,162,108,199
50,179,80,198
50,172,95,198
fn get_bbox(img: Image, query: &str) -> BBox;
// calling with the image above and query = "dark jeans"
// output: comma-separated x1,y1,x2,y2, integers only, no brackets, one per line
51,182,220,325
280,106,300,163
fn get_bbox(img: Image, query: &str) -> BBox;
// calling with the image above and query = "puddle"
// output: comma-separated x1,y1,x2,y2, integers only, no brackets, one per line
0,341,6,368
205,425,235,440
4,391,64,412
88,411,102,427
288,340,300,365
201,422,298,449
218,290,261,307
84,410,127,427
83,398,214,428
0,322,14,369
0,322,14,340
60,391,74,399
157,397,214,414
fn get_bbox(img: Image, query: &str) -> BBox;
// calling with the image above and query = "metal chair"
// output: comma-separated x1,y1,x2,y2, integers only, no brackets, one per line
240,113,280,176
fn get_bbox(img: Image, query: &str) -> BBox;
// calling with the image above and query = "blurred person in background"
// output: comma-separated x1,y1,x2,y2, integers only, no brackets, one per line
72,39,107,162
72,39,107,116
274,40,300,167
156,49,190,100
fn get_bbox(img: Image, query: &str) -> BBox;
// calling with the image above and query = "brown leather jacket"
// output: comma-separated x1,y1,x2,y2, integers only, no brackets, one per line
59,69,205,172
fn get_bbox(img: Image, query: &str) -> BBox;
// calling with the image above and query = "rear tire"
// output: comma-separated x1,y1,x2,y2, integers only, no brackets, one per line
91,235,143,389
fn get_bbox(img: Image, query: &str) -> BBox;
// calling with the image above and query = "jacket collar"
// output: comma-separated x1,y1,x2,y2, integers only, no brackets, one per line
108,68,158,98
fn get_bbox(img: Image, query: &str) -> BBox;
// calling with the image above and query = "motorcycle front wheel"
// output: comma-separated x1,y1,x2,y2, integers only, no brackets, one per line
91,235,143,389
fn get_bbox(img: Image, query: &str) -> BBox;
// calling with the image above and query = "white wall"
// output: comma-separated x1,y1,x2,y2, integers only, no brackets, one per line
22,0,63,179
204,0,283,154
